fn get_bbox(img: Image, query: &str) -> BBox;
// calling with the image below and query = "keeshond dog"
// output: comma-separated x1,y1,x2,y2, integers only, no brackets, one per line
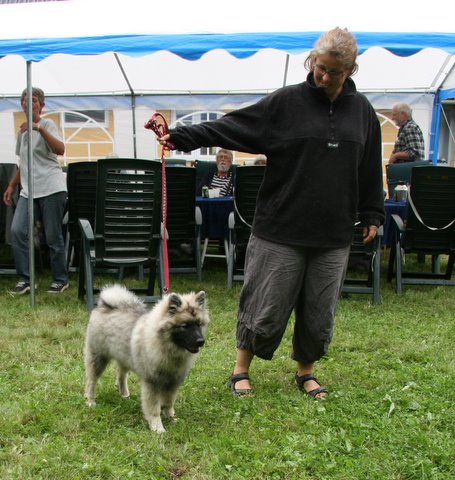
84,285,209,433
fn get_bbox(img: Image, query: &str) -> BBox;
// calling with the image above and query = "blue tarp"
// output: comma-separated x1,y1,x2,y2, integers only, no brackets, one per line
1,31,454,62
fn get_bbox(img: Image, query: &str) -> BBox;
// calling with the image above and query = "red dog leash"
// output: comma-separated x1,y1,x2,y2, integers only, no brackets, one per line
144,113,174,294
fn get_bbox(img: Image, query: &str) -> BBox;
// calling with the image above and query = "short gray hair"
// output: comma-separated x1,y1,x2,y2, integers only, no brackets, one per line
21,87,45,106
393,103,412,119
216,149,233,162
305,27,358,75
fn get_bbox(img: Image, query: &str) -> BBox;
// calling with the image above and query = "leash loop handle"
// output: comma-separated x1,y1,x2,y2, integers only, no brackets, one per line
144,113,172,293
144,113,175,150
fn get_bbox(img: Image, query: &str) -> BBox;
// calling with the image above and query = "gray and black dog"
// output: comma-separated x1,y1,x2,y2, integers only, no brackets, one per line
84,285,209,433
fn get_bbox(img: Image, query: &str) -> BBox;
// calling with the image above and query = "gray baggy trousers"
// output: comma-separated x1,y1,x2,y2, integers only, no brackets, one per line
236,235,350,363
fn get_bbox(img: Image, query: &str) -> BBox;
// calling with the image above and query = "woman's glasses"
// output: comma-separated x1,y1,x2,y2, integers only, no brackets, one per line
314,64,346,78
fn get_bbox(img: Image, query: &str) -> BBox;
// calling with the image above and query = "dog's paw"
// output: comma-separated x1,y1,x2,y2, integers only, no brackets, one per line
86,398,96,408
162,407,175,419
148,416,166,434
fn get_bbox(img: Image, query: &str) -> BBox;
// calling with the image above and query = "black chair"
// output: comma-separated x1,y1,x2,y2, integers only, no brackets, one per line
387,166,455,293
165,166,202,281
66,161,97,269
78,158,163,310
0,163,61,275
227,166,265,287
0,163,19,274
195,159,216,192
342,223,384,304
163,158,188,166
385,160,431,199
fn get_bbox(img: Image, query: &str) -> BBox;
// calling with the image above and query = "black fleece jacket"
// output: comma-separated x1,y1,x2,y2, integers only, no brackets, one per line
170,74,385,248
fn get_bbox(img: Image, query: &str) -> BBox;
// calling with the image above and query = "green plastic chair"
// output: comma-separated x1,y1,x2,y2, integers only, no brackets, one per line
66,161,97,269
227,165,266,288
165,166,202,281
342,223,384,304
163,158,188,166
387,166,455,292
78,158,163,310
385,160,431,198
194,159,216,193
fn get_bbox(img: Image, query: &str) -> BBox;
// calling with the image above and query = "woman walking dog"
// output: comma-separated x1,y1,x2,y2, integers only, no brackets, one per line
157,28,385,399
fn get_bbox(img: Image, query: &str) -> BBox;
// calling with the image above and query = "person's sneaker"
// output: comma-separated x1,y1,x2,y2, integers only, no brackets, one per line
47,282,69,293
9,281,31,295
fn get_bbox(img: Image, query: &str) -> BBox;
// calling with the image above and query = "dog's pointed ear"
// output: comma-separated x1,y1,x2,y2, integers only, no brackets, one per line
195,291,206,308
168,293,182,315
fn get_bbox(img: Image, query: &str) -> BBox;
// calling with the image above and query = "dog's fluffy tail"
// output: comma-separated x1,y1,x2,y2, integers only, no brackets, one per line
97,284,145,313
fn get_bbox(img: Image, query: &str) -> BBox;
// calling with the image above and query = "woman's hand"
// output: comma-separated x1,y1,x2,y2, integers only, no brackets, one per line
158,134,175,150
3,185,14,206
363,225,378,244
19,121,41,133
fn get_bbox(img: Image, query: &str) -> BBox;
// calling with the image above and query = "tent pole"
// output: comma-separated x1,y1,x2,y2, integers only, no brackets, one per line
430,93,442,164
26,62,36,307
131,94,137,158
440,104,455,163
114,53,137,158
282,54,290,87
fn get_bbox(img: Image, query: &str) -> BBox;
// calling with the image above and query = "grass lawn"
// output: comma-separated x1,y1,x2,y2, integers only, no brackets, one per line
0,253,454,479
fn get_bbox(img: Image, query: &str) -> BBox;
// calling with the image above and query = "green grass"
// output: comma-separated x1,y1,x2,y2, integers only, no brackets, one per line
0,254,454,480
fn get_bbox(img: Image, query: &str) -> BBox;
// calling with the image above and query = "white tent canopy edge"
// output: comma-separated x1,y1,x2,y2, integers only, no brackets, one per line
1,0,454,160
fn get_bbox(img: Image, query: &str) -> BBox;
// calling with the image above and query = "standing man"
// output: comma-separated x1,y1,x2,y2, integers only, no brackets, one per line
158,28,384,399
388,103,425,164
3,87,69,295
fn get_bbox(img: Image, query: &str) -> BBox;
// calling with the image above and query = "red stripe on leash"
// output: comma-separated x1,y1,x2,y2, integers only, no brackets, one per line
144,113,173,293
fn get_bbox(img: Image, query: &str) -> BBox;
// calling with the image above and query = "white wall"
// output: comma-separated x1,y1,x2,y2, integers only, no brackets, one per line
113,109,135,158
0,112,18,164
135,108,160,160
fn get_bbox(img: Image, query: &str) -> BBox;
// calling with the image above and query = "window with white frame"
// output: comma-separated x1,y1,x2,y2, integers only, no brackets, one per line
170,110,225,160
62,110,108,128
52,110,114,164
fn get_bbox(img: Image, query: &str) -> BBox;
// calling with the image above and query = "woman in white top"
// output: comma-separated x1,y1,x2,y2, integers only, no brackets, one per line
3,87,69,294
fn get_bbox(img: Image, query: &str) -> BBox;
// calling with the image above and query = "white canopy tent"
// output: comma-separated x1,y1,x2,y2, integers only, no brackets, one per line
0,45,452,97
1,0,454,156
0,0,454,160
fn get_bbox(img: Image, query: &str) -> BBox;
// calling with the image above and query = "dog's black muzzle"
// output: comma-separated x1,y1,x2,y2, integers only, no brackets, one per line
172,323,205,353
